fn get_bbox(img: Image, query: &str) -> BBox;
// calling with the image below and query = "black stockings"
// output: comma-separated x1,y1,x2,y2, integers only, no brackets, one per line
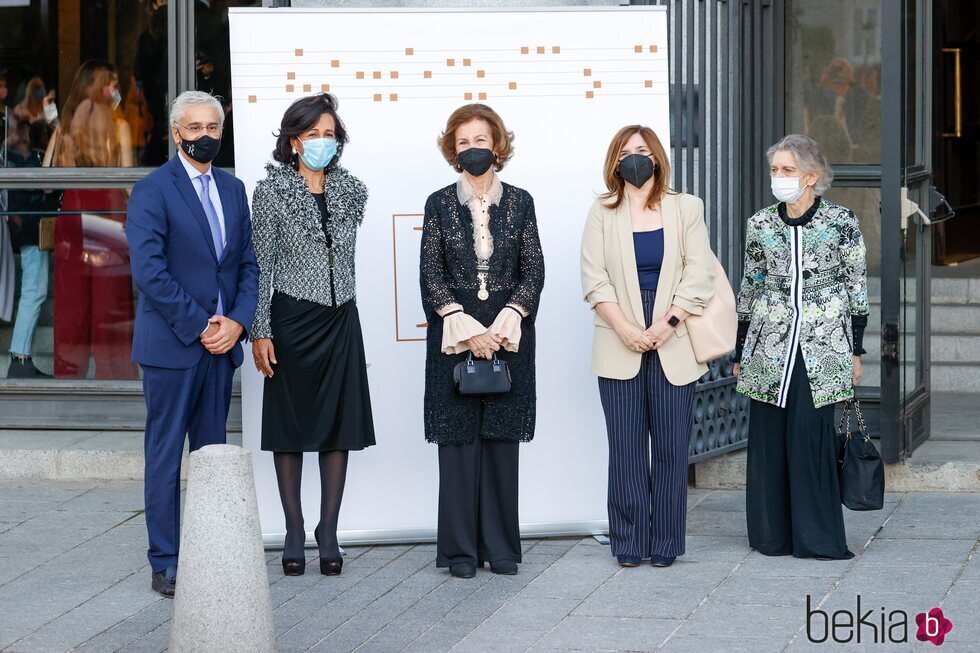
273,452,305,559
273,450,349,560
317,450,348,559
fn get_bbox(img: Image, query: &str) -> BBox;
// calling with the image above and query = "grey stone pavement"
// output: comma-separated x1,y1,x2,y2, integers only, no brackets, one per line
1,482,977,653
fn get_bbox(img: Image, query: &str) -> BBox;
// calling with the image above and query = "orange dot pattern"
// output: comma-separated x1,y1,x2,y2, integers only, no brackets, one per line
241,41,665,103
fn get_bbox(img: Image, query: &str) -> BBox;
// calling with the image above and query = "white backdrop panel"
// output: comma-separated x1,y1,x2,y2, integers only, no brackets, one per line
229,6,670,544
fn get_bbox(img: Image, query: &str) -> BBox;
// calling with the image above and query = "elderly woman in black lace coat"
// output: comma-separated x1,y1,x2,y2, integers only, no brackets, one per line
420,104,544,579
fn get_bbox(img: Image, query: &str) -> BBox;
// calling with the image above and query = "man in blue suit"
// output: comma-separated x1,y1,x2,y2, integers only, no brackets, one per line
126,91,259,597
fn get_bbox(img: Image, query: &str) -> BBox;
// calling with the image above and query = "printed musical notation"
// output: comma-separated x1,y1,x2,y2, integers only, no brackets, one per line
233,43,668,105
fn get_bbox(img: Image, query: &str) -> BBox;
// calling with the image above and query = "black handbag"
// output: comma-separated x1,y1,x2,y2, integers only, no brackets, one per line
453,353,512,396
836,399,885,511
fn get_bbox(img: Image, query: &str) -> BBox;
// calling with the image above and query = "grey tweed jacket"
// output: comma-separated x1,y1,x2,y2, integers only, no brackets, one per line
249,161,368,340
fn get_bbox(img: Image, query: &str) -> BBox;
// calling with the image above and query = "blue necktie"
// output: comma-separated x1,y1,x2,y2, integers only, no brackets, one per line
198,174,224,315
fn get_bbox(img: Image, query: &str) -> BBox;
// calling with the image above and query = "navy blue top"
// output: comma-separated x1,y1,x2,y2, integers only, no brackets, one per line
633,229,664,291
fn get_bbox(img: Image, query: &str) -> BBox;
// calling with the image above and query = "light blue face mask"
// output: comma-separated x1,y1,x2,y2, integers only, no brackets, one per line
298,137,338,171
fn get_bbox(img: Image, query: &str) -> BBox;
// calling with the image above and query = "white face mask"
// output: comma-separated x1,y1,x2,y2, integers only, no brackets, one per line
43,102,58,123
771,176,807,204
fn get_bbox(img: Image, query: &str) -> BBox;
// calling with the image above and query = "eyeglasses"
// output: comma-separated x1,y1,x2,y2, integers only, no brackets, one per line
180,123,222,137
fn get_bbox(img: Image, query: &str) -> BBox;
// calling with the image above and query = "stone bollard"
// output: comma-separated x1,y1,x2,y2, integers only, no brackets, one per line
169,444,275,653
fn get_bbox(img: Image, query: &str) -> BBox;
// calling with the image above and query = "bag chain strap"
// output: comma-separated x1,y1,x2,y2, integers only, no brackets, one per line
839,399,870,442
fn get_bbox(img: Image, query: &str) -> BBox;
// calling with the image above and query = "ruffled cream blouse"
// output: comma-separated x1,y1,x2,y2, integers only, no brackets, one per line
438,173,526,354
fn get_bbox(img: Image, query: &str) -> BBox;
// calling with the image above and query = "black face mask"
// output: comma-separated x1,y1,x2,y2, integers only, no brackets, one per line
618,153,656,188
180,134,221,164
457,147,496,176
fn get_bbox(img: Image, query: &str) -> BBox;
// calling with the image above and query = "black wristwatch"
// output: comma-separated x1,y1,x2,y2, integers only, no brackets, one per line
667,315,680,328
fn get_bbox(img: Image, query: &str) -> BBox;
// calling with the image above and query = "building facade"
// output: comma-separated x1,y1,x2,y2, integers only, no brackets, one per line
1,0,975,463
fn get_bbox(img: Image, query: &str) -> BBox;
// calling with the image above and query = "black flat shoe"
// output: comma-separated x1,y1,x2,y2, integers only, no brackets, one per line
489,560,518,575
320,557,343,576
813,550,855,561
282,557,305,576
449,562,476,578
151,565,177,598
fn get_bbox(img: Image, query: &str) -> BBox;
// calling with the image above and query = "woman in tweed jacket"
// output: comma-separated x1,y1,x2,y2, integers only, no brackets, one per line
734,134,869,561
250,94,375,578
420,104,544,579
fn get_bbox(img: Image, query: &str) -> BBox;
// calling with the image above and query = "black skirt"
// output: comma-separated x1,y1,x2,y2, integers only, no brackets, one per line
261,292,376,452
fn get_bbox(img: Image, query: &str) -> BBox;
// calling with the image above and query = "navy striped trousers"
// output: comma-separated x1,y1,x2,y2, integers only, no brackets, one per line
597,289,696,560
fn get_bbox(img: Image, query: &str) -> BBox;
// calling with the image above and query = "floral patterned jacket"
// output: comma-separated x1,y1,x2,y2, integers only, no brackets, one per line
735,199,869,408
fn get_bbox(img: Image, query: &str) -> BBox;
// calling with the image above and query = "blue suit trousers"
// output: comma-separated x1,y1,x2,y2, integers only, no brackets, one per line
142,353,234,572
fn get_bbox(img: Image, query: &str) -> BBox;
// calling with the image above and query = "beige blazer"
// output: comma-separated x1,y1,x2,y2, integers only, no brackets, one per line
580,192,716,385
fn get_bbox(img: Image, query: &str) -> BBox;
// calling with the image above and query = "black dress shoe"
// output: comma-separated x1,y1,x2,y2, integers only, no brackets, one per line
489,560,518,575
151,566,177,597
449,562,476,578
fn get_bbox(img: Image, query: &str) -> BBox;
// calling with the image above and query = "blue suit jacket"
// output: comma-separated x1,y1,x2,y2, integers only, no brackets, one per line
126,155,259,369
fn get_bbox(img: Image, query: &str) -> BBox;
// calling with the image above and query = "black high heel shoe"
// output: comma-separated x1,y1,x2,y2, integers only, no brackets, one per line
320,557,343,576
281,530,306,576
314,525,343,576
282,557,305,576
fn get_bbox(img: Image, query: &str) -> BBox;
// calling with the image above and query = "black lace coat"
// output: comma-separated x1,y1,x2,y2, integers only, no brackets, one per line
420,181,545,445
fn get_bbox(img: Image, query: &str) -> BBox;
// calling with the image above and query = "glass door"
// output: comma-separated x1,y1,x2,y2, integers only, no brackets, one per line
880,0,932,461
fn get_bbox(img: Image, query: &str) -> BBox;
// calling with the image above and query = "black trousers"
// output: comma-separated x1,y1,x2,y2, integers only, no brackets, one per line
436,436,521,567
745,347,852,560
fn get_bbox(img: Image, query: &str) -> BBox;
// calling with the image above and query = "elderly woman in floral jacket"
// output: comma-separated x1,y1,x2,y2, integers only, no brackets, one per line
734,134,869,561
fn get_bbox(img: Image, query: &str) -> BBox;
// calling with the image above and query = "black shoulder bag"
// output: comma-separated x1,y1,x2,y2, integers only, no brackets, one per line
453,353,512,396
837,399,885,511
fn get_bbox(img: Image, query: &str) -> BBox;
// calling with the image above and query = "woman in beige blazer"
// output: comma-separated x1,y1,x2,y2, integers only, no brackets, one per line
580,125,715,568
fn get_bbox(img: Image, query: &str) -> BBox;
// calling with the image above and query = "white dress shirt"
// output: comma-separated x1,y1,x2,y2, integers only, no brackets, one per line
178,151,227,335
178,150,227,247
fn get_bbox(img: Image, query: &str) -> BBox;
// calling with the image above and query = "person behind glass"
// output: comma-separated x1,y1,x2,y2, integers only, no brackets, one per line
734,134,869,561
44,60,137,379
420,104,544,579
250,94,376,578
4,78,58,378
580,126,716,568
6,77,55,155
126,91,259,596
